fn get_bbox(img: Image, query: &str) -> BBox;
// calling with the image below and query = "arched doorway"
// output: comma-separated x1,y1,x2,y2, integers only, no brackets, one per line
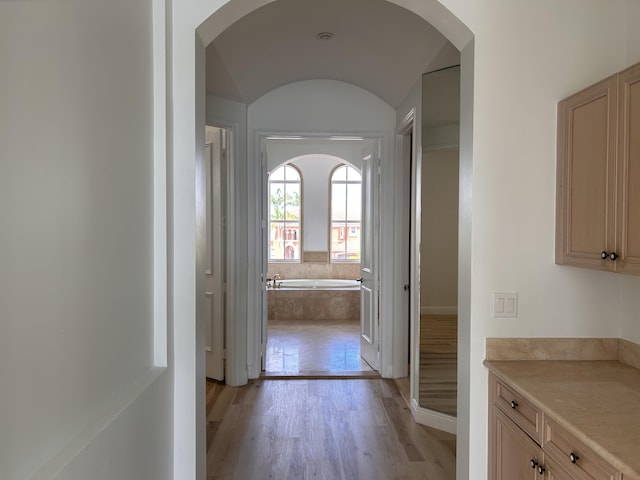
167,1,474,478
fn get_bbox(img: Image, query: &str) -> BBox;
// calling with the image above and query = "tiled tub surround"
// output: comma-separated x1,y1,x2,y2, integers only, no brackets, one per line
268,254,360,322
485,338,640,479
268,254,360,281
268,288,359,321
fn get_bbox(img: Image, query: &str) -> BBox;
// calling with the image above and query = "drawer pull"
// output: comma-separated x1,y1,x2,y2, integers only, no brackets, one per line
510,400,519,409
569,452,579,464
530,459,538,469
538,465,546,475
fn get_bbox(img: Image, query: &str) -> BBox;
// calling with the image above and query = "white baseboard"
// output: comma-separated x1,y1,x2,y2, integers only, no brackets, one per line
420,306,458,315
411,398,457,435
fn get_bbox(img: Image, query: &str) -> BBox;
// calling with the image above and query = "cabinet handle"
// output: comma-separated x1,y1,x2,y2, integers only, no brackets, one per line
538,465,546,475
569,452,579,464
510,400,518,409
601,250,609,259
530,459,538,469
609,252,619,261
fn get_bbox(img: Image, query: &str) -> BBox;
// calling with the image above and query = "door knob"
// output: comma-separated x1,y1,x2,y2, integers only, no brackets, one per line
609,252,619,261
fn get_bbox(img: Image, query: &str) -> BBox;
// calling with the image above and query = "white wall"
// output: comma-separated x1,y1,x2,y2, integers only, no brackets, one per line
0,0,171,479
289,155,342,252
174,1,640,479
435,0,640,478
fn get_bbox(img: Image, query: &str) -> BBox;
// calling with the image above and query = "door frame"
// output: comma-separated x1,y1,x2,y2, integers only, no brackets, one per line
250,131,388,378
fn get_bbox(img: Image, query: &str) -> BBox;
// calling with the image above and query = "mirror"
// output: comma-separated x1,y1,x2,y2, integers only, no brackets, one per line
418,65,460,416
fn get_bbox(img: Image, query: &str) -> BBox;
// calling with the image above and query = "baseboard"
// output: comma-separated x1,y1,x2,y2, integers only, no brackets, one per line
411,398,457,435
420,306,458,315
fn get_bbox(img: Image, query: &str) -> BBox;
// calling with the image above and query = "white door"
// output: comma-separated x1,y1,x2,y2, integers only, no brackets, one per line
260,143,269,372
360,141,380,371
205,127,226,380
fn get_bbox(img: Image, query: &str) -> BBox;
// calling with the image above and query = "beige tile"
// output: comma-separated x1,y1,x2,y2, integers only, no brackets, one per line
486,337,619,361
265,319,374,375
619,338,640,370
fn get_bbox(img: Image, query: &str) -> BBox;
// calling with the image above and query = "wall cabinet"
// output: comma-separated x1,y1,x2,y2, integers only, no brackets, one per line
556,62,640,274
488,373,622,480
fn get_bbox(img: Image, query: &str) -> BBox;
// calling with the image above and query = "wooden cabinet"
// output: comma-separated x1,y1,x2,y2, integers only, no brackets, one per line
491,407,541,480
556,61,640,274
488,374,622,480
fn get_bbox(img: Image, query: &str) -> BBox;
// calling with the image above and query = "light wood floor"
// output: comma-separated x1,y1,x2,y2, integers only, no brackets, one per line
206,378,456,480
419,314,457,416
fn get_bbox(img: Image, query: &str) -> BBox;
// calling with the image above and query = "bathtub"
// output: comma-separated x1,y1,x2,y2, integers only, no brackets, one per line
267,278,360,321
274,278,360,290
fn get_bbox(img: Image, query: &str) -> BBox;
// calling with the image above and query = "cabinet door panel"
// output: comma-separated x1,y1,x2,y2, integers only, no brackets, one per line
492,408,540,480
616,63,640,274
556,76,617,270
544,454,580,480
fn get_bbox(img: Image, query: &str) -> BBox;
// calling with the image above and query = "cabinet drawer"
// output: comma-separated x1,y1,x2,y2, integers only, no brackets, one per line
491,374,543,444
543,416,621,480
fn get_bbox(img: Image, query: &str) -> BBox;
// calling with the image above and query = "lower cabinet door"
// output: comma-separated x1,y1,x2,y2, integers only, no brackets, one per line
543,454,579,480
492,407,540,480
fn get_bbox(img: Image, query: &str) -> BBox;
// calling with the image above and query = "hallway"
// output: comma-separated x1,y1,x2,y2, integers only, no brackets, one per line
206,378,456,479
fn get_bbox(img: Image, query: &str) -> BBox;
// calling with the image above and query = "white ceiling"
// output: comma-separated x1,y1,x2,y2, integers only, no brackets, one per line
205,0,460,108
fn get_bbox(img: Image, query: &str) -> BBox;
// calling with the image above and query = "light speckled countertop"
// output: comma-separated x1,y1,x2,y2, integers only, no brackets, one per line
485,360,640,479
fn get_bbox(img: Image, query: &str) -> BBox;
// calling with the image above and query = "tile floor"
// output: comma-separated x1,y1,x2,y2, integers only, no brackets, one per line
264,319,376,377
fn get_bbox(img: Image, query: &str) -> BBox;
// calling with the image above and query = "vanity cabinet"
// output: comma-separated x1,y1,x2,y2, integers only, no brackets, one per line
488,373,622,480
556,61,640,275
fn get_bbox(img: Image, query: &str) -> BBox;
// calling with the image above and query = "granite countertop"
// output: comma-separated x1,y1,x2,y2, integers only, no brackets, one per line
485,360,640,479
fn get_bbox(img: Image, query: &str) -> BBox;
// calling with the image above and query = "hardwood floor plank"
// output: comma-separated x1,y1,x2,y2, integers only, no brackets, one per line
420,314,457,416
207,378,456,480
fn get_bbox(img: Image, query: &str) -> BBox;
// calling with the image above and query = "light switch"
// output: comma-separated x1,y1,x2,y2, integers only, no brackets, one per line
492,293,518,318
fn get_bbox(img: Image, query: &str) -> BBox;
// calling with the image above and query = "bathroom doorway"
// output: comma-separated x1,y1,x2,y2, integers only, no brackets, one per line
260,136,381,377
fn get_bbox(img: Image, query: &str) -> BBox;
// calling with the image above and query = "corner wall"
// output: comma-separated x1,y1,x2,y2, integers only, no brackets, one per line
436,0,639,478
0,0,172,478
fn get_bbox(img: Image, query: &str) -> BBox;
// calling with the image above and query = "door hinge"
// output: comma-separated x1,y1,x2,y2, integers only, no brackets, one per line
222,349,227,359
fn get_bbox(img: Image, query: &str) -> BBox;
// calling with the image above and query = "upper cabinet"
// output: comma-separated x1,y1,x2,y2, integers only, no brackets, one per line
556,62,640,275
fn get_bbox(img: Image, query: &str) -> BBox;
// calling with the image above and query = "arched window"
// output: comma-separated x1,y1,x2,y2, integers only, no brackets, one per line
268,164,301,262
330,165,361,262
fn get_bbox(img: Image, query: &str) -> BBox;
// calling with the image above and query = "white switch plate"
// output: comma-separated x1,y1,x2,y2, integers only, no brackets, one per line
492,293,518,318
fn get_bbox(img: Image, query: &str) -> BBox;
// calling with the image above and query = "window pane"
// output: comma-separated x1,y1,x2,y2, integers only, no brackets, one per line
331,183,346,221
285,184,300,220
346,184,361,221
270,183,285,220
284,165,299,182
347,167,361,182
332,165,347,181
270,166,285,181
